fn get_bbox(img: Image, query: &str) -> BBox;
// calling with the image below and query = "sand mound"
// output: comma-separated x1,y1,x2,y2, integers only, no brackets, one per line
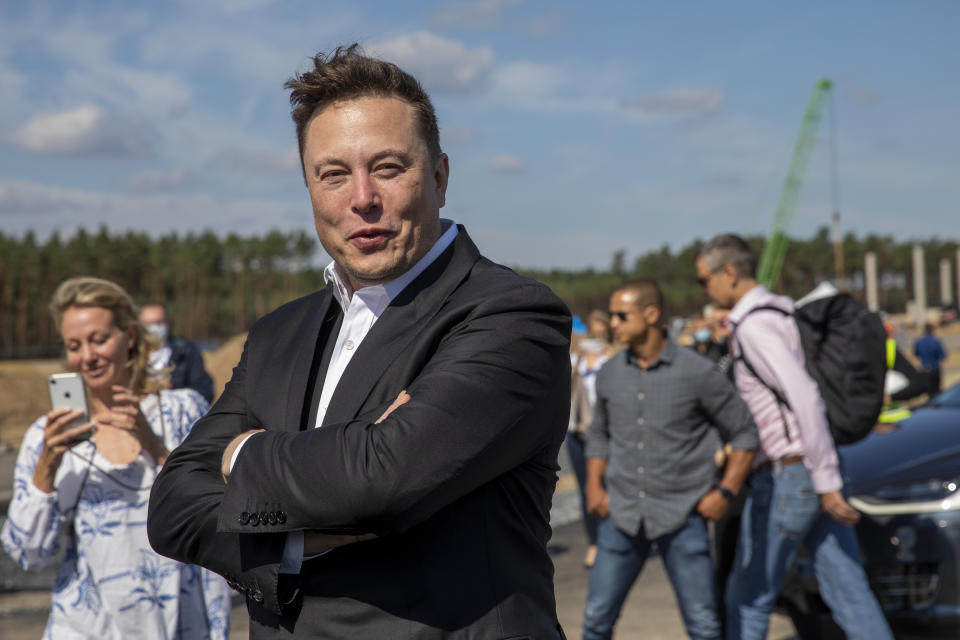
0,336,247,448
202,334,246,400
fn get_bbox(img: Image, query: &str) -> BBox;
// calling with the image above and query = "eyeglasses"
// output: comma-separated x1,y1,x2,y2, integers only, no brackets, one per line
609,311,631,322
697,266,723,288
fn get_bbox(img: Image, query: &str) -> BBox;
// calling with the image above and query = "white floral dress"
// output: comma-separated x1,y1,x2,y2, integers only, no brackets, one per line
1,388,231,640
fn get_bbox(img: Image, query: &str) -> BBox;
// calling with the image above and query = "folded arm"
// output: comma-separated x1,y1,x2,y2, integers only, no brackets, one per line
220,284,571,535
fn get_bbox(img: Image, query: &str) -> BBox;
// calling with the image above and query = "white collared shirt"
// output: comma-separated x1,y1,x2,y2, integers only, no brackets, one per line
314,220,458,428
230,220,458,573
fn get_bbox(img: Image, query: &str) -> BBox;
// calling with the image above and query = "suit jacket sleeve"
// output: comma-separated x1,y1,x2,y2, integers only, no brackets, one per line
220,280,570,536
148,335,289,613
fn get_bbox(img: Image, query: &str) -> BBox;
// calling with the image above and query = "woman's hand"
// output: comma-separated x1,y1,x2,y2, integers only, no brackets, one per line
33,407,95,493
97,386,169,466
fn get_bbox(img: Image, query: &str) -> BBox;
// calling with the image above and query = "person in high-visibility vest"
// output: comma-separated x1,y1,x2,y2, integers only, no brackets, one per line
879,321,927,424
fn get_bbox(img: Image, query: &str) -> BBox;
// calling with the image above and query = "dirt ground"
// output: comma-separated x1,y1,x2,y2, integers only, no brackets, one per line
0,334,246,448
1,323,958,449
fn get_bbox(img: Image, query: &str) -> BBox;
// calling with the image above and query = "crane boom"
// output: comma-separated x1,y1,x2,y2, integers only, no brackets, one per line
757,78,833,289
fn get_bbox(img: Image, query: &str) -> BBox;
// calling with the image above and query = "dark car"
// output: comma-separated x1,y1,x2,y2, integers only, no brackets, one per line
781,383,960,639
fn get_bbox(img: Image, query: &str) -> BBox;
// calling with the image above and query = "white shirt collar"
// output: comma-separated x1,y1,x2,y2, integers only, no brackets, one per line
323,219,459,311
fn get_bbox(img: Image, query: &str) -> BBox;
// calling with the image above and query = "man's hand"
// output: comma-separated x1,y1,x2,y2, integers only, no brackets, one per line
376,390,410,424
221,429,266,483
303,532,378,555
696,489,730,521
585,483,609,518
820,490,860,526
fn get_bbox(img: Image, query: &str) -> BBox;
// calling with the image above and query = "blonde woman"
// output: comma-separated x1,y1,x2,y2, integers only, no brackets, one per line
569,310,618,567
1,277,230,640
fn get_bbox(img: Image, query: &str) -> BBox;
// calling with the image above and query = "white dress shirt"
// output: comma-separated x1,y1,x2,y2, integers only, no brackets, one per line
230,220,459,573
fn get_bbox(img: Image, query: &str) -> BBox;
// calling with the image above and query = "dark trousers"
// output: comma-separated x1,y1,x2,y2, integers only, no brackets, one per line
565,431,598,545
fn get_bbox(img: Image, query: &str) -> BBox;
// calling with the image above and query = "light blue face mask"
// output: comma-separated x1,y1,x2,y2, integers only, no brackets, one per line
144,322,169,344
694,328,712,343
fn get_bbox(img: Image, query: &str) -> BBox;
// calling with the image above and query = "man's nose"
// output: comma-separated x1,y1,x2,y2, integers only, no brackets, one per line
351,173,378,214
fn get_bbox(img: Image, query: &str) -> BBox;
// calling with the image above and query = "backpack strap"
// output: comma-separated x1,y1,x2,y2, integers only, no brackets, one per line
731,305,794,441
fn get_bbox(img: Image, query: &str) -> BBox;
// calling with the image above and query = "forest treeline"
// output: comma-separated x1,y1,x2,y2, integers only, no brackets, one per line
1,225,956,358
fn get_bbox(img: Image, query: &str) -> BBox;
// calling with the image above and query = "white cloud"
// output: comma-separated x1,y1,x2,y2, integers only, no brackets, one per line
489,154,526,174
622,88,724,123
369,32,494,92
208,146,301,175
8,105,155,157
440,125,481,145
430,0,522,28
189,0,282,14
0,179,311,239
487,61,615,114
127,167,194,193
490,61,564,102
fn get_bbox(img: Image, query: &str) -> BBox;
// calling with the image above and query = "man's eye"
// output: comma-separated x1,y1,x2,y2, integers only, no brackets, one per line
319,169,347,182
375,164,402,177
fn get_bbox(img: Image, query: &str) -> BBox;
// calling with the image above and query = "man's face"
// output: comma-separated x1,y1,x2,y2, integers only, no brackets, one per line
302,96,449,290
696,257,733,309
608,290,657,347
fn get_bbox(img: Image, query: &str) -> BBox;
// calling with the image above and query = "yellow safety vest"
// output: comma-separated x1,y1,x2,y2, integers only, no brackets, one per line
879,338,912,423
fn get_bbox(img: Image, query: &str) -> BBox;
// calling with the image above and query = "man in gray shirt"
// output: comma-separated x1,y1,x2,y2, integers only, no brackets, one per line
583,280,758,640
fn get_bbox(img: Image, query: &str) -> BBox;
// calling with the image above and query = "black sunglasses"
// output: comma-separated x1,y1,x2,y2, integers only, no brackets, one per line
698,266,724,288
610,311,631,322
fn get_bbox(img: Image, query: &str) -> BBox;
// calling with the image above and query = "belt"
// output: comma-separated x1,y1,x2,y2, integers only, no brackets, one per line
753,455,804,474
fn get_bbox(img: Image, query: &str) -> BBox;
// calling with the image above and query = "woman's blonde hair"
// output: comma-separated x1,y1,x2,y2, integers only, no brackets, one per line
50,277,166,395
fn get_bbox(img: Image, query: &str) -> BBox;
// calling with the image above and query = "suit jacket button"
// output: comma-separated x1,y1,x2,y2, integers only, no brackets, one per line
238,512,250,525
267,512,278,525
276,511,287,524
258,511,269,525
248,515,258,527
252,592,264,603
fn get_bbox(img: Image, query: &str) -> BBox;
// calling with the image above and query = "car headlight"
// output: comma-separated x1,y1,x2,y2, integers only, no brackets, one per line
871,478,959,503
850,477,960,515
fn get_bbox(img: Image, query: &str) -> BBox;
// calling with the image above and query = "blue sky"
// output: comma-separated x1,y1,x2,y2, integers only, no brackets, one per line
1,1,957,269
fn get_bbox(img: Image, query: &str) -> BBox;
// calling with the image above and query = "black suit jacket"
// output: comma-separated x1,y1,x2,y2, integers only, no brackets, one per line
148,228,571,639
168,337,214,403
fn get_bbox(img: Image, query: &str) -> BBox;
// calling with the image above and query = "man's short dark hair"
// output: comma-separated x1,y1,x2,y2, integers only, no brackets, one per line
617,280,664,316
285,43,442,183
698,234,757,279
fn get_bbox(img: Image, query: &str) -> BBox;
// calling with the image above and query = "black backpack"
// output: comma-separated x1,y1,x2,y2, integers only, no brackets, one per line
732,293,886,446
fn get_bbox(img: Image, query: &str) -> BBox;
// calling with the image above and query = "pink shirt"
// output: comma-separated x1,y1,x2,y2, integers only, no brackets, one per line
729,285,842,493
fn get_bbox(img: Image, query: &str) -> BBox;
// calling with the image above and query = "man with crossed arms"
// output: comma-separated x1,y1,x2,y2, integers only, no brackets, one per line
148,45,570,639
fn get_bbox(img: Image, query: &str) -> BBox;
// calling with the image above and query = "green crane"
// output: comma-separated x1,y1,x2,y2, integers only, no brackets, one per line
756,78,834,289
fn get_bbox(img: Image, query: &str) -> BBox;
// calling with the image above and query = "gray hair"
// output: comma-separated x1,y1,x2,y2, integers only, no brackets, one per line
697,234,756,279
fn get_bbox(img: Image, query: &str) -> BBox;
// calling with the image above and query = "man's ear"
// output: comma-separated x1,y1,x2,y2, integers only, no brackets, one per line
434,153,449,208
645,305,662,326
723,263,739,286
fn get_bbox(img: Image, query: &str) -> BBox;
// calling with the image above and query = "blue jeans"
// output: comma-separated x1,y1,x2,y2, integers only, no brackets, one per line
583,514,721,640
565,431,598,545
725,464,893,640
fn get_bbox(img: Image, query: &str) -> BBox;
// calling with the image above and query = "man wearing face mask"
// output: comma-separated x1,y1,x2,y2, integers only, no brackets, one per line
690,311,730,366
140,304,214,403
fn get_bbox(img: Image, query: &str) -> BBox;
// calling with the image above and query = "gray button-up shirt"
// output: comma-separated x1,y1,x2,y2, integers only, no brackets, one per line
586,340,758,539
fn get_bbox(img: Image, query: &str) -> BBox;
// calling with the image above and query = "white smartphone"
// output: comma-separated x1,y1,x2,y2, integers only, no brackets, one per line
47,373,91,444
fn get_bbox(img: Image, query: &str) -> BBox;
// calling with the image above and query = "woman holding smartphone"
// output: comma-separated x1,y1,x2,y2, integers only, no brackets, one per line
1,277,230,640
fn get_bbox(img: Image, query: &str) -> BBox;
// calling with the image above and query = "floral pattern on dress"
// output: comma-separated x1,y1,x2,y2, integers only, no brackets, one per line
1,388,230,640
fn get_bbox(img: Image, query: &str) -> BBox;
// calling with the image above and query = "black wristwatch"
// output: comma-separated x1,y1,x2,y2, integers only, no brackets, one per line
717,486,737,502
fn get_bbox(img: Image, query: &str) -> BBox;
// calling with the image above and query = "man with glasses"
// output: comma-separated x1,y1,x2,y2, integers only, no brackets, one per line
695,234,892,640
582,280,758,640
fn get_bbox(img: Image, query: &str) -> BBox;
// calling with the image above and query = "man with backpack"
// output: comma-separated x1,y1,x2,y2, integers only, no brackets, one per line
695,234,892,640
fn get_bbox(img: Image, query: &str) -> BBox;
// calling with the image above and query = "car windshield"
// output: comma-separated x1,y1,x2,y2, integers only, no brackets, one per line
930,382,960,408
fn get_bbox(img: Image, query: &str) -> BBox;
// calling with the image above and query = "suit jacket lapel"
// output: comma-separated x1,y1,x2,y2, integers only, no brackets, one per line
322,227,480,425
281,288,335,430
